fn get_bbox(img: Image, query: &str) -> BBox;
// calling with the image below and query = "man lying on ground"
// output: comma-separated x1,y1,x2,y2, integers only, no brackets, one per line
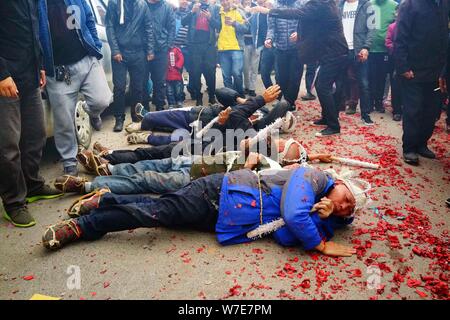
43,166,370,258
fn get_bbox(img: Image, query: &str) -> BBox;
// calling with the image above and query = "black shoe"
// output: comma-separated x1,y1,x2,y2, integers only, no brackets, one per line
301,92,316,101
208,96,217,105
247,90,257,97
113,118,124,132
64,165,79,176
345,105,357,115
4,206,35,228
362,115,374,126
90,116,102,131
393,114,402,122
244,88,249,95
315,127,340,137
312,118,327,126
403,152,419,165
446,198,450,207
417,146,436,159
26,185,64,204
196,96,203,106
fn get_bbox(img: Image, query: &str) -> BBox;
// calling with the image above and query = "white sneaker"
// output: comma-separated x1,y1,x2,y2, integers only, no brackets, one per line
127,132,151,145
125,122,142,134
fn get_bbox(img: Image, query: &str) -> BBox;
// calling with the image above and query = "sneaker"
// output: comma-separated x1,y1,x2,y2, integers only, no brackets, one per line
64,165,78,176
4,207,35,228
54,175,88,194
208,96,217,105
311,118,327,126
93,141,110,157
127,132,151,145
345,105,357,115
134,103,148,121
315,127,340,137
417,146,436,159
247,90,257,97
125,122,142,134
393,114,402,122
67,188,110,218
403,152,419,165
362,116,374,126
196,96,203,106
301,92,316,101
42,219,82,250
113,117,125,132
90,116,102,131
26,185,64,204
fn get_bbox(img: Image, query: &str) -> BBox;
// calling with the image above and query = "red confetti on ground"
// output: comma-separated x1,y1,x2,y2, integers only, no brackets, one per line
22,275,34,281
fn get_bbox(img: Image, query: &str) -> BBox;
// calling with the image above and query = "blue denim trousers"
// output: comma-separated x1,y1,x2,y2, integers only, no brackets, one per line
89,156,193,194
219,50,244,95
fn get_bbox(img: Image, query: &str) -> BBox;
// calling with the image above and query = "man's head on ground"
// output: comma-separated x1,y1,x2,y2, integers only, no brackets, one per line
275,138,307,165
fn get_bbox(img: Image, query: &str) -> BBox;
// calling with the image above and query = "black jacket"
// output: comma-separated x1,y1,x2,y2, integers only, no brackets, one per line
147,0,176,53
0,0,42,91
182,3,222,46
270,0,348,64
105,0,154,56
394,0,449,82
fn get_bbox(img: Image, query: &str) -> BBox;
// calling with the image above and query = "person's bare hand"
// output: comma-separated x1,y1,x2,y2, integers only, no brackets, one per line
252,6,270,14
262,84,281,103
317,154,332,163
319,241,357,257
358,49,369,62
201,9,211,19
113,54,123,63
289,32,298,43
402,70,415,80
147,54,155,61
439,77,447,94
39,70,47,89
311,197,334,219
283,163,301,170
264,39,272,48
0,76,19,98
218,107,232,125
192,3,201,13
225,16,234,26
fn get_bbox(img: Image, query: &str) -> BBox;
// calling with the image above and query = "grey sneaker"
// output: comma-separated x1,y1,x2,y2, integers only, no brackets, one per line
4,206,36,228
26,185,64,204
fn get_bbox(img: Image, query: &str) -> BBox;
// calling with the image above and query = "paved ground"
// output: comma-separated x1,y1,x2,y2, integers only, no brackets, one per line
1,74,449,300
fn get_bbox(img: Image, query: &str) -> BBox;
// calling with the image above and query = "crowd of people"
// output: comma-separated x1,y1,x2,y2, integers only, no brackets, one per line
0,0,449,257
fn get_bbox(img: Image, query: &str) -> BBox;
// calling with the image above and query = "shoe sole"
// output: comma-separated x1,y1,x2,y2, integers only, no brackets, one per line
403,158,419,166
310,122,327,127
315,132,340,137
3,212,36,228
26,193,64,204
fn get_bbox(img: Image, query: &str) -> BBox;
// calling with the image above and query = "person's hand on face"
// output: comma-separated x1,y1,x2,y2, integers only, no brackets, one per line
311,197,334,219
218,107,232,125
326,182,356,217
262,84,281,103
0,77,19,98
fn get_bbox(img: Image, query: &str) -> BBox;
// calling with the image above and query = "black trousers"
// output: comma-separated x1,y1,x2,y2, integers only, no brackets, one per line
189,43,217,100
275,49,303,105
316,55,348,131
0,88,46,211
253,101,290,131
387,57,402,116
111,51,146,120
401,80,441,154
77,173,224,240
104,142,180,164
260,47,276,89
305,62,318,94
369,53,389,109
143,50,168,110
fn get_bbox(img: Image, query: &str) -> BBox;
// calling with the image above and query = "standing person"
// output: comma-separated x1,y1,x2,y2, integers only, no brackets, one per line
39,0,113,175
174,0,192,97
106,0,155,132
338,0,375,125
242,0,259,97
144,0,176,112
258,0,276,89
265,0,305,109
182,0,222,106
0,1,63,227
369,0,397,113
166,46,185,108
218,0,249,96
301,62,318,101
395,0,448,165
255,0,349,136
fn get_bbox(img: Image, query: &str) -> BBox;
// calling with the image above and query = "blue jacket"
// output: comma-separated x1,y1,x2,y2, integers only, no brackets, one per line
38,0,103,77
216,167,353,250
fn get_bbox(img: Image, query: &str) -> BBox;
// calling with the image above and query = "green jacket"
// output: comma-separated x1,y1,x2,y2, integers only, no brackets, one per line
370,0,397,53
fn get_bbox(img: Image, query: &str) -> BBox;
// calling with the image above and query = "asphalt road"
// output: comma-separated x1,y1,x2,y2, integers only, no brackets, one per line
1,74,449,300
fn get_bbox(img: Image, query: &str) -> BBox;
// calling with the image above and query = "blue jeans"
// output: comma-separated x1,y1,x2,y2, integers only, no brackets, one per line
166,80,184,106
219,50,244,95
89,157,193,194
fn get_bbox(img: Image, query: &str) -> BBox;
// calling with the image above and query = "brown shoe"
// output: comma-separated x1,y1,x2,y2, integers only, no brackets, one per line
42,219,82,250
90,153,111,176
54,175,88,194
77,150,96,173
67,188,111,218
93,141,110,157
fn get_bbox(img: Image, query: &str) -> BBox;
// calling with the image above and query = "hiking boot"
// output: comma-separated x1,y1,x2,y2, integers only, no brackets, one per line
64,165,78,176
127,132,151,145
134,103,148,122
90,116,102,131
42,219,82,250
417,146,436,159
403,152,419,165
315,127,340,137
345,105,357,115
54,175,88,194
4,206,35,228
93,141,110,157
67,188,110,218
311,118,327,126
301,92,316,101
26,185,63,204
113,117,125,132
362,115,374,126
125,122,142,134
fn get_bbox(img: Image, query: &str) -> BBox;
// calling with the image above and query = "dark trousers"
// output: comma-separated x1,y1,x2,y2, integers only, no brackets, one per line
166,80,184,106
316,55,348,131
401,80,441,154
369,53,389,110
189,43,217,100
253,101,290,131
0,88,46,211
77,173,224,240
112,51,146,120
104,142,180,164
305,62,318,94
387,57,402,116
260,47,276,89
275,49,303,105
144,51,168,110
